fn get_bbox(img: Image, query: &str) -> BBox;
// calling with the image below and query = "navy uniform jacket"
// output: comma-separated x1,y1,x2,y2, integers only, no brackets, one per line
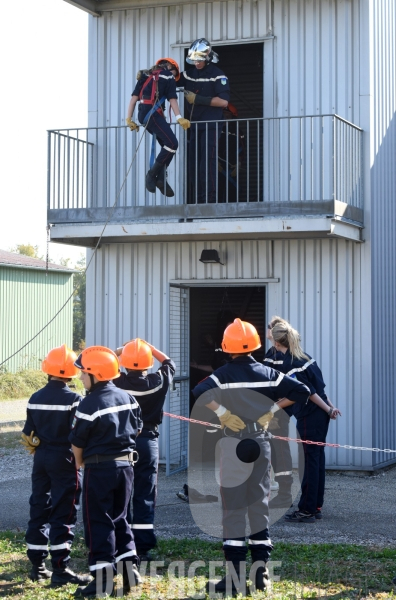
179,63,230,123
265,350,329,419
23,380,81,447
263,347,295,417
132,68,178,107
68,381,142,459
114,359,176,426
192,355,310,421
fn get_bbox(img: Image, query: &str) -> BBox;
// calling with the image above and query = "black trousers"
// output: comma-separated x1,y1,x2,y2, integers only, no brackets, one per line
83,462,137,574
189,125,221,203
138,106,178,167
269,410,293,485
219,432,272,563
296,409,330,514
26,446,82,569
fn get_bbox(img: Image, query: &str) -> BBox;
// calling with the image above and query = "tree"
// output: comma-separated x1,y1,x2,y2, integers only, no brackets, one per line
73,254,86,352
10,244,43,260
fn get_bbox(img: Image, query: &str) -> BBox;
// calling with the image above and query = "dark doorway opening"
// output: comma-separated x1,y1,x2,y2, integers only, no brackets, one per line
183,43,264,203
189,286,266,462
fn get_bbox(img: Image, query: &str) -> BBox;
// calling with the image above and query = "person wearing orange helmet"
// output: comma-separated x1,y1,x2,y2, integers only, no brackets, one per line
70,346,143,598
126,57,190,197
22,345,91,588
192,319,311,596
113,339,175,562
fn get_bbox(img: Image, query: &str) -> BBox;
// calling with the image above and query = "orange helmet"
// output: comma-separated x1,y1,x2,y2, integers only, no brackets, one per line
119,339,154,370
42,344,79,378
221,318,261,354
74,346,120,381
156,57,180,81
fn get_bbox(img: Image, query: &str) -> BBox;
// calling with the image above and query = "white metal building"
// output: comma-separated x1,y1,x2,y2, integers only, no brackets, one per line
50,0,396,472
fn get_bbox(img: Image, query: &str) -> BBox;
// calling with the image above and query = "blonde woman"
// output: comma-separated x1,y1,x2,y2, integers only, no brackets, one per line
270,322,341,523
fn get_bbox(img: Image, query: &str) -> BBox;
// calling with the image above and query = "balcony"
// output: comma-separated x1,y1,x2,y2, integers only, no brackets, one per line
47,114,364,246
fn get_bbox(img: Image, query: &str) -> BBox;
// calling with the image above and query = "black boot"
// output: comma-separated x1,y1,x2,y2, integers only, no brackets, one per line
121,561,142,594
51,567,92,587
269,476,293,509
250,561,270,592
156,166,174,197
74,571,113,598
206,561,247,597
145,161,163,193
30,563,52,581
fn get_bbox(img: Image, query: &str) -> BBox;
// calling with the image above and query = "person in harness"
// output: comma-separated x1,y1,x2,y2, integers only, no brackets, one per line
126,58,190,197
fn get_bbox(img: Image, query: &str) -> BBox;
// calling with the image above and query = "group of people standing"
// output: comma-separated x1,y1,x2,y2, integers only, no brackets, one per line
126,38,233,203
21,315,340,598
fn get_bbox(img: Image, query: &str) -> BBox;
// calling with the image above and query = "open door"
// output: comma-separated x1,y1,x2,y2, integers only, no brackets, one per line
166,284,190,475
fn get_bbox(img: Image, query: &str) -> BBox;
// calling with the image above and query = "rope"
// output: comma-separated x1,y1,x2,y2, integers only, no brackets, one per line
163,412,396,454
0,116,154,368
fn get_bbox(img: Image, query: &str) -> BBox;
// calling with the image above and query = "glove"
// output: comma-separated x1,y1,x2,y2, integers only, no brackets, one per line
268,416,280,430
126,117,139,132
177,117,191,130
219,409,246,432
20,431,41,454
184,91,212,106
257,412,274,430
218,162,224,173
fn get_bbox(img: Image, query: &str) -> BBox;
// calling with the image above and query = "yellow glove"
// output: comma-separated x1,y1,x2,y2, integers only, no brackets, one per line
184,90,196,104
219,409,246,432
20,431,41,455
268,416,280,430
177,117,191,130
125,117,139,132
218,162,224,173
257,412,274,430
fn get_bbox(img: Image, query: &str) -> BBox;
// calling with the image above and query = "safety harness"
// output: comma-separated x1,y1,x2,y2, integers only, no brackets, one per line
139,69,166,167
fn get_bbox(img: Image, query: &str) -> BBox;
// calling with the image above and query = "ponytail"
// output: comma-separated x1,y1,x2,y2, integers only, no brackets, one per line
271,322,309,361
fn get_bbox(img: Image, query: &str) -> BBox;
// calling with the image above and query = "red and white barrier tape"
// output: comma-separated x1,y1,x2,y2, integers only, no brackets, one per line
163,412,396,454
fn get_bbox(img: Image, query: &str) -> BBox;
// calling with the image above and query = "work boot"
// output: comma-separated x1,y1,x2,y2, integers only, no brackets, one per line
284,509,316,523
121,561,143,594
29,563,52,581
251,563,270,592
51,567,92,587
156,166,174,197
74,571,113,598
206,562,246,597
268,490,293,509
145,161,163,193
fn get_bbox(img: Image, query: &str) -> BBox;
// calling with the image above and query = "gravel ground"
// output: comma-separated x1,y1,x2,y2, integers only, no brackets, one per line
1,441,395,548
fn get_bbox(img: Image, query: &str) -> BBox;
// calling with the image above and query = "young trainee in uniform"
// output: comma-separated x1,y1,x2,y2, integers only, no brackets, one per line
179,38,230,203
270,322,341,523
70,346,143,598
22,345,91,587
114,339,175,561
126,58,190,197
192,318,311,596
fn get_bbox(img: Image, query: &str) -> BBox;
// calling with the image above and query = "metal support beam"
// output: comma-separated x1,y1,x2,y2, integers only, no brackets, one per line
63,0,101,16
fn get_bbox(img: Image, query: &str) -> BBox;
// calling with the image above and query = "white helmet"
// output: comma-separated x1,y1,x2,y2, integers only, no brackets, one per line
186,38,219,65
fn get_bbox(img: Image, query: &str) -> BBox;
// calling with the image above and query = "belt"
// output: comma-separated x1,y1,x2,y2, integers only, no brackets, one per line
84,451,139,465
143,423,158,432
224,422,268,439
140,99,153,105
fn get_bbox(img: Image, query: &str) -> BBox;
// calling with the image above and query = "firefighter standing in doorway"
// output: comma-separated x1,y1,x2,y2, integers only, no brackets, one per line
70,346,143,598
179,38,230,203
114,339,175,562
22,345,91,588
126,58,190,197
192,319,311,596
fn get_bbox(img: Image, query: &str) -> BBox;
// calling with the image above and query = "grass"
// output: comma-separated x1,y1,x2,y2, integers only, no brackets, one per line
0,533,395,599
0,370,85,401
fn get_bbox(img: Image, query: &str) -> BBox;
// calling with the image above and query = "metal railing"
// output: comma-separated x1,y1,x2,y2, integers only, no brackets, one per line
47,114,363,214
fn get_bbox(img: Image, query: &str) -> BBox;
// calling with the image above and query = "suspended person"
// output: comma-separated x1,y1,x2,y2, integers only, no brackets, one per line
114,339,175,562
126,58,190,197
70,346,143,598
264,316,295,509
192,318,311,596
270,322,342,523
218,103,245,203
179,38,230,204
22,345,91,588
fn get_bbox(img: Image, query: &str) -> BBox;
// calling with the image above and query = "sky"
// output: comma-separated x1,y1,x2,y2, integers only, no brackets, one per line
0,0,88,265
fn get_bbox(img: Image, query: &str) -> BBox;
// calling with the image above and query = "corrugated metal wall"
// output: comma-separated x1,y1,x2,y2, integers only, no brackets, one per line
88,0,362,126
0,268,74,373
86,237,373,469
370,0,396,467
